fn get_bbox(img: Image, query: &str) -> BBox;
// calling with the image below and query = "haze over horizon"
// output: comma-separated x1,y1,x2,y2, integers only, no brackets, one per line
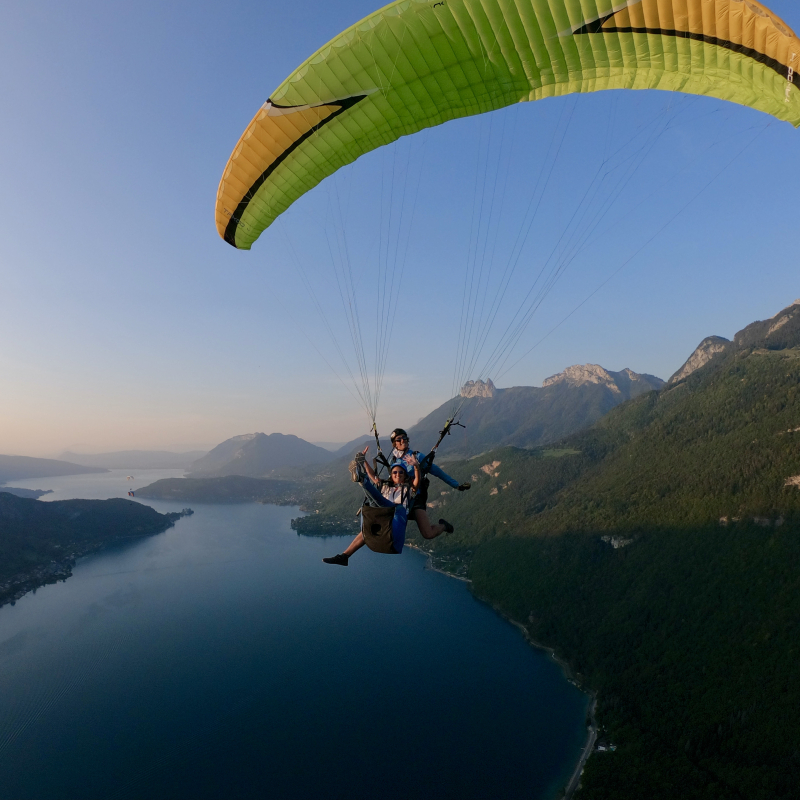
2,0,799,458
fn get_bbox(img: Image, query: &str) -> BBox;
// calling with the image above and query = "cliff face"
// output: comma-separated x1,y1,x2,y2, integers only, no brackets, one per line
543,364,664,395
543,363,621,392
669,337,731,384
460,379,496,398
732,299,800,349
669,300,800,385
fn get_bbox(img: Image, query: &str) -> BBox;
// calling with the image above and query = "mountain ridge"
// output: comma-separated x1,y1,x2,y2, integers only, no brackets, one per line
59,450,207,470
406,365,664,458
188,432,336,478
0,454,107,485
327,365,664,461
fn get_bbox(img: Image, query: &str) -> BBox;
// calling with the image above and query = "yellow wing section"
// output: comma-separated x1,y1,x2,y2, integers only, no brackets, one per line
217,0,800,249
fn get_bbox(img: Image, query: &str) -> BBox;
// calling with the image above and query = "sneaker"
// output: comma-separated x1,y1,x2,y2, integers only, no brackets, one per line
439,519,454,534
457,482,471,492
322,553,349,566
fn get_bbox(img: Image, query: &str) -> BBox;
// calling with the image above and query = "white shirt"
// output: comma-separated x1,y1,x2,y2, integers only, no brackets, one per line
381,483,414,510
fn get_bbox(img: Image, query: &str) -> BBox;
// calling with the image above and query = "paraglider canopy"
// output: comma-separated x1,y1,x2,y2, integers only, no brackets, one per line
216,0,800,251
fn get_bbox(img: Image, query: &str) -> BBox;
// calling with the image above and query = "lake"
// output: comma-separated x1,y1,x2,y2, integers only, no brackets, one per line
0,471,589,800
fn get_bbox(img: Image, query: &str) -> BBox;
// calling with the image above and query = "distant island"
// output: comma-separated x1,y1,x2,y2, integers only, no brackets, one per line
135,475,304,505
0,486,53,499
0,492,191,608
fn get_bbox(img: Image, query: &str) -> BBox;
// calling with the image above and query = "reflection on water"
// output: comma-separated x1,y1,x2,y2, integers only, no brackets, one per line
0,472,588,800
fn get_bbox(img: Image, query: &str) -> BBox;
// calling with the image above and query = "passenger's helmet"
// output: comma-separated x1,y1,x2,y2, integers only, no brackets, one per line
390,428,409,444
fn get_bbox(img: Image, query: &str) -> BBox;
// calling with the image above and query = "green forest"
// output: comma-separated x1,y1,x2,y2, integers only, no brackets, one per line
306,309,800,799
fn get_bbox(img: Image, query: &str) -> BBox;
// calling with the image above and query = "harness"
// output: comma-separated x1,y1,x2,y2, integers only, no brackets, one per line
361,504,399,554
358,417,464,554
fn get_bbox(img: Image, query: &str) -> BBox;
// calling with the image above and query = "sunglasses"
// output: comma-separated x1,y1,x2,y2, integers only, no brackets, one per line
394,436,409,443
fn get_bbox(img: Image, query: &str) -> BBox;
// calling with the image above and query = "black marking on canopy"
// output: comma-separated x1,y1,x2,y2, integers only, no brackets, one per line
574,14,793,83
224,94,367,248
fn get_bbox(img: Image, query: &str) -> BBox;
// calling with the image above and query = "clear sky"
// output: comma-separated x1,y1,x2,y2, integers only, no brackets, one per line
1,0,799,457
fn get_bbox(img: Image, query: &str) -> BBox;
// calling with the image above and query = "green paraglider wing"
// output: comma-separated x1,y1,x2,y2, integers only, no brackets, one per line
216,0,800,250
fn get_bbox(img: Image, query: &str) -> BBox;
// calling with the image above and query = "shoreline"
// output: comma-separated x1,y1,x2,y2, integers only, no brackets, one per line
486,603,597,800
0,510,192,610
0,557,77,609
412,545,472,582
563,696,597,799
414,543,597,800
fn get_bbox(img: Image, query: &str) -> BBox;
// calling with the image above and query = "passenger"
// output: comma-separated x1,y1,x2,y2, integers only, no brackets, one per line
388,428,470,540
322,446,419,567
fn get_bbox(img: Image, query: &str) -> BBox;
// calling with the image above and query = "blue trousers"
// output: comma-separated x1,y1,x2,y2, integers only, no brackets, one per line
361,477,408,554
424,460,460,489
411,451,459,489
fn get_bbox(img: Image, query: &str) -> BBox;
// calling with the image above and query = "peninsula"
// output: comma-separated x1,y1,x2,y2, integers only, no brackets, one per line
0,492,190,608
135,475,303,504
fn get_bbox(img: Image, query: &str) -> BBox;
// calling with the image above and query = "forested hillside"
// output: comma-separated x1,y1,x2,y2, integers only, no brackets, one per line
305,301,800,799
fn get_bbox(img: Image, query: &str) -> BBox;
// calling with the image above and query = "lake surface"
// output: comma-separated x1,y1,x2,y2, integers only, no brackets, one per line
0,471,589,800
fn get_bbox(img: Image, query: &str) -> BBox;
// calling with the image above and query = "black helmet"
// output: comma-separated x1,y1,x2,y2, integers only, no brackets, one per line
390,428,409,443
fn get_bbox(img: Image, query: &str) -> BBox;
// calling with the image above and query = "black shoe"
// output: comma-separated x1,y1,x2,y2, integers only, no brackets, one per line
323,553,349,566
439,519,454,534
457,482,471,492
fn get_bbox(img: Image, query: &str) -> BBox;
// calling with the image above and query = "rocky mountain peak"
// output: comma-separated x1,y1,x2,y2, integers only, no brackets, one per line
668,300,800,385
461,379,496,398
763,300,800,337
543,364,620,393
731,300,800,350
669,336,730,384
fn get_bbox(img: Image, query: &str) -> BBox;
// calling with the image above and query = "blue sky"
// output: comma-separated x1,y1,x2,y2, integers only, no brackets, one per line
1,0,799,456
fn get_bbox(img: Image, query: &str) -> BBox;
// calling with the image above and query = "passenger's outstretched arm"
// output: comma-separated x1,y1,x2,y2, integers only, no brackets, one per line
408,455,421,491
361,445,380,486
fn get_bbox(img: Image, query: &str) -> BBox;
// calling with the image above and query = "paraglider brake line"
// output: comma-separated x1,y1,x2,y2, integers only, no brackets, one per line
425,417,465,466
